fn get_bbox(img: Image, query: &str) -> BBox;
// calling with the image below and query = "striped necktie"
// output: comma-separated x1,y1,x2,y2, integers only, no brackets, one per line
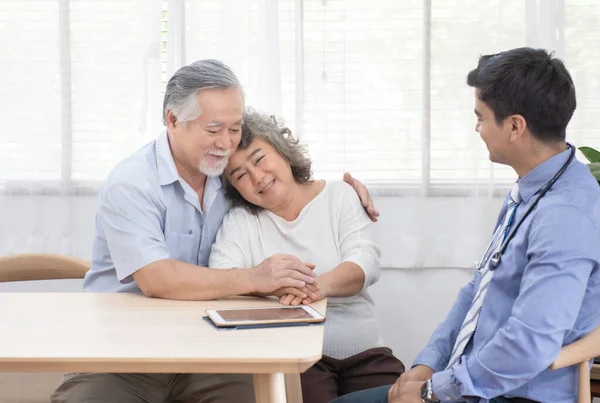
446,182,521,369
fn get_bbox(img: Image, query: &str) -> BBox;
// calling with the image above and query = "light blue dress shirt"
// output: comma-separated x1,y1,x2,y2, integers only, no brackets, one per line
414,146,600,402
83,130,229,293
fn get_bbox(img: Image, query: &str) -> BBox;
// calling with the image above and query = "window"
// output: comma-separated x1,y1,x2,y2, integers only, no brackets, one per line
2,0,599,194
0,0,162,189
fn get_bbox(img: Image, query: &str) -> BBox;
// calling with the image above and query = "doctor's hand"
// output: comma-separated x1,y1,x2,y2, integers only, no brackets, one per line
398,365,434,385
388,380,425,403
250,255,316,295
343,172,379,222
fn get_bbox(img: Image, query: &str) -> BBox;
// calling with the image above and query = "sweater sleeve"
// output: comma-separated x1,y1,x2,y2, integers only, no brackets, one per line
335,182,381,289
208,207,252,269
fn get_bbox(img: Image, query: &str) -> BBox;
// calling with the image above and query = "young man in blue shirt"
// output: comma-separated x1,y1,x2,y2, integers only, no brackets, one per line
333,47,600,403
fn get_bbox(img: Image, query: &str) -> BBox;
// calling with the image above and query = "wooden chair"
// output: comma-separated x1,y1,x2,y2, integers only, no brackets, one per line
551,326,600,403
0,253,90,403
0,253,90,283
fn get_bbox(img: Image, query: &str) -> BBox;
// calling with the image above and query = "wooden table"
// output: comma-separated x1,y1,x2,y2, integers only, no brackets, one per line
0,293,326,403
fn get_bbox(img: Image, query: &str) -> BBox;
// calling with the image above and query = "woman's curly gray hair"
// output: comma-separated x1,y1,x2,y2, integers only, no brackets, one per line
223,109,313,214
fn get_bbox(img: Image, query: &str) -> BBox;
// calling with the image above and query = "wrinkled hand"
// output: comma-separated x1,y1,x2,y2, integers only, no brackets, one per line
279,281,325,306
250,255,316,295
388,380,424,403
343,172,379,222
264,263,318,302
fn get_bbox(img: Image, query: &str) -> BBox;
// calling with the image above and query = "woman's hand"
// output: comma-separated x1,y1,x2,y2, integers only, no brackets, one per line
279,281,326,306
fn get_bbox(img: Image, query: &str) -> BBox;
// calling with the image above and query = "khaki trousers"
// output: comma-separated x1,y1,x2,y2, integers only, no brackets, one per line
51,372,255,403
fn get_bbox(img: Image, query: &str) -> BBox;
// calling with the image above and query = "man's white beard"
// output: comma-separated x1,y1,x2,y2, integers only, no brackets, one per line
199,152,230,177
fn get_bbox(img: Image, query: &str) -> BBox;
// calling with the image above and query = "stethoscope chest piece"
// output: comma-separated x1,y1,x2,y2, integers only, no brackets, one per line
489,252,501,270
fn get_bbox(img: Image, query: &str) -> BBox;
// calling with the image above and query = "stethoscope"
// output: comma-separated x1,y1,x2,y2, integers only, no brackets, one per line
477,143,576,271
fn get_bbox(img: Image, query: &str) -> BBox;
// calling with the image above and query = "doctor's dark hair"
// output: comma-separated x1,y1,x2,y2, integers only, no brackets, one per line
467,47,576,142
222,109,313,215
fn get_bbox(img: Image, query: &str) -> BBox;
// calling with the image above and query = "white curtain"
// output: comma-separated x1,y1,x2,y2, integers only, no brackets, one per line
1,0,599,268
0,0,162,256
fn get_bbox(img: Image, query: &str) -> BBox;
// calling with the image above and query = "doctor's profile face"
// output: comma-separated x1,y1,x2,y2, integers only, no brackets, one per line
474,92,512,166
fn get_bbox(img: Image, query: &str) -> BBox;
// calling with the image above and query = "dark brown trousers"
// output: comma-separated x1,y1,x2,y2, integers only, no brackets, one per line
300,347,405,403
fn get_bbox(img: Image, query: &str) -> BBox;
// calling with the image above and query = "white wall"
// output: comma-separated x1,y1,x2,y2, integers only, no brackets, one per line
0,195,494,366
0,195,504,268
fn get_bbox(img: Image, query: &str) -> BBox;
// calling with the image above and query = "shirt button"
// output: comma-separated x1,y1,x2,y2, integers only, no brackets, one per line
446,396,451,401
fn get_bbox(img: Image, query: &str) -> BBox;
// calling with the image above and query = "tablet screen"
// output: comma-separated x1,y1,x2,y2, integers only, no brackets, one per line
216,307,315,322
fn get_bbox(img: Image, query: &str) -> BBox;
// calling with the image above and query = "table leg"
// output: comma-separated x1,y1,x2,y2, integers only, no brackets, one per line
253,373,287,403
284,373,303,403
579,361,591,403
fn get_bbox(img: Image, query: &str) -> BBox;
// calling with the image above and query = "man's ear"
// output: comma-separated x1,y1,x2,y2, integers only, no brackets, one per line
508,114,527,140
166,110,178,129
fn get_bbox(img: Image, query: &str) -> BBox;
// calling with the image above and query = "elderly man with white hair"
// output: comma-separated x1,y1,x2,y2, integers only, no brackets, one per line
51,59,377,402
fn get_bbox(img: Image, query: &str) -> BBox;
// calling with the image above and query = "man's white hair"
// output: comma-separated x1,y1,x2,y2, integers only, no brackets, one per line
162,59,244,125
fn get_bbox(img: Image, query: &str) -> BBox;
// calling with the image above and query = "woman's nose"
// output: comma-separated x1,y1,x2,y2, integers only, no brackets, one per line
250,169,265,186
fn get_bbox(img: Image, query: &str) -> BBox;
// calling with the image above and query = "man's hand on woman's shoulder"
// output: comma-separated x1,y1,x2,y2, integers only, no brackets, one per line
343,172,379,222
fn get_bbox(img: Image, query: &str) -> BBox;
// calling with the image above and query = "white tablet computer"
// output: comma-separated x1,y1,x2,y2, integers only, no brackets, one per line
206,305,325,327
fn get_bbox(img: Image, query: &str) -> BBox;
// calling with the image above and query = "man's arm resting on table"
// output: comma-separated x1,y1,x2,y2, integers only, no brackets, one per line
133,260,253,300
133,254,316,301
430,205,600,402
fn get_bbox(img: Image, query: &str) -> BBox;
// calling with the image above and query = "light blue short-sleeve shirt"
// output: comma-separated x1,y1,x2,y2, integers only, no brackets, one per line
83,130,230,293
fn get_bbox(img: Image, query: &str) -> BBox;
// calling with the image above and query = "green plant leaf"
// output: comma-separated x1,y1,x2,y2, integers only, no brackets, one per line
579,146,600,163
588,162,600,185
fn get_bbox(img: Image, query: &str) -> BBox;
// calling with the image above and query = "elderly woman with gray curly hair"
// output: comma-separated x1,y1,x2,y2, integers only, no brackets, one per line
209,109,405,403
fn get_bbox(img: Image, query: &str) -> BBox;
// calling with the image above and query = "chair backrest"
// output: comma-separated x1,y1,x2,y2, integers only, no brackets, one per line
551,326,600,403
0,253,90,283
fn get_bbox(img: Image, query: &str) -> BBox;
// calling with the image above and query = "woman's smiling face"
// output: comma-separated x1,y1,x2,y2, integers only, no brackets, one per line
225,137,296,210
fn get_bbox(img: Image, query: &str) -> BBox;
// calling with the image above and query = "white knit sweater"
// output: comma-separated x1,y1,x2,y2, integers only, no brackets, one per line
209,181,383,359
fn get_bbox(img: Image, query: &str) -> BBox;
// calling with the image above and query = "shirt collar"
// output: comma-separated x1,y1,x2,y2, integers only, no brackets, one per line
517,143,574,203
203,175,223,214
156,129,180,186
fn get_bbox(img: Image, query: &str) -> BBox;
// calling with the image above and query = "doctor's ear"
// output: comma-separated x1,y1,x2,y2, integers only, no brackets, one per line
507,114,527,138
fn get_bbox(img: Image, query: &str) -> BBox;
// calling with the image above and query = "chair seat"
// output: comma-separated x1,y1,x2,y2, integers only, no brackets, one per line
0,373,64,403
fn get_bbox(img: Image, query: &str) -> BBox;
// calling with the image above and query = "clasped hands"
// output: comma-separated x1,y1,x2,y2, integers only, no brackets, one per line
251,254,326,305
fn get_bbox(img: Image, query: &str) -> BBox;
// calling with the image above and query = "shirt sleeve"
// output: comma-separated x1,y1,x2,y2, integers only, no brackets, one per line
336,183,382,290
97,181,170,283
432,204,600,401
209,208,251,269
413,274,477,372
